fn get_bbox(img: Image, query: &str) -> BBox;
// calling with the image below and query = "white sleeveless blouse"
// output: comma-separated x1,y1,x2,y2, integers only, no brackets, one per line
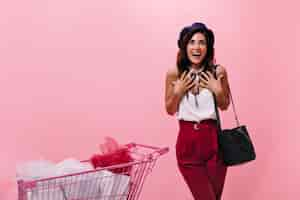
176,87,217,123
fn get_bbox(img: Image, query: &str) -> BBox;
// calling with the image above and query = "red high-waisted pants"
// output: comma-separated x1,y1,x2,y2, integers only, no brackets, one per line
176,119,227,200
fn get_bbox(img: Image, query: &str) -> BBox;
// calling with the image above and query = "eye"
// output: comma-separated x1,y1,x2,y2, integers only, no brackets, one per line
189,40,195,45
199,40,207,45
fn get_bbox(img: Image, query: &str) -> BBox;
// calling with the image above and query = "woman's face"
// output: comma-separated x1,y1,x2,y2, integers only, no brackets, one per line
186,32,207,67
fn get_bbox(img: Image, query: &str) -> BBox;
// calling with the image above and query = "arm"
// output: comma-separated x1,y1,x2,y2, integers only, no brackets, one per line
214,65,231,111
165,68,182,115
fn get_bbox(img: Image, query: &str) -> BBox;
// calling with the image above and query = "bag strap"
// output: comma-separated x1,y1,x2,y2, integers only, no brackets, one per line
213,65,240,132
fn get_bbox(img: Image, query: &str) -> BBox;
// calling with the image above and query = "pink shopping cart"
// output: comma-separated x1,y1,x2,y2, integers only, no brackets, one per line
17,143,169,200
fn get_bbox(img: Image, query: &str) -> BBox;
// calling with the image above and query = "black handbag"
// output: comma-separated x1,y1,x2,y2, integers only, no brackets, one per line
213,81,256,166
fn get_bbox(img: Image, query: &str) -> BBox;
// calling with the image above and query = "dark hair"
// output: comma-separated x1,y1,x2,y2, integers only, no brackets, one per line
176,22,215,77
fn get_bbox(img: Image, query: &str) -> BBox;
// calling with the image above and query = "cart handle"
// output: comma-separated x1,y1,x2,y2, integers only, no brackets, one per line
126,143,169,157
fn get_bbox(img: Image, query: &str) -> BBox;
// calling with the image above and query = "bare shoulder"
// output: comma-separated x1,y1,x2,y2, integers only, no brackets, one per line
216,65,228,78
166,67,179,80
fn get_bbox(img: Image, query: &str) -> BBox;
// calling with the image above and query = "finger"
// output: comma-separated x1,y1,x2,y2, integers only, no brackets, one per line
201,72,210,80
199,82,207,88
180,71,188,81
206,71,213,78
185,77,196,87
184,75,194,84
187,82,196,90
179,71,185,81
199,76,208,84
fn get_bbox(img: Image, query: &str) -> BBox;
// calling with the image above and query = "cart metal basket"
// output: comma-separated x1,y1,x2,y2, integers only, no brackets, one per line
17,143,169,200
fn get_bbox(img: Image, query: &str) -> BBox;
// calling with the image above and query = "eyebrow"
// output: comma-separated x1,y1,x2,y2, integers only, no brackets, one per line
190,39,206,42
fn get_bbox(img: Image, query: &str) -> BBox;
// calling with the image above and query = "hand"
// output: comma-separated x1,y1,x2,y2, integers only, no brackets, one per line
198,71,224,93
172,70,196,96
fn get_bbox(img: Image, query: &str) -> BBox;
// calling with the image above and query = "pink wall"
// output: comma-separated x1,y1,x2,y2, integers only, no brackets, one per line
0,0,298,199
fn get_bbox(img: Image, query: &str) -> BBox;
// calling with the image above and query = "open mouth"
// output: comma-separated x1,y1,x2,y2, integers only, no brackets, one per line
192,51,201,55
192,53,201,58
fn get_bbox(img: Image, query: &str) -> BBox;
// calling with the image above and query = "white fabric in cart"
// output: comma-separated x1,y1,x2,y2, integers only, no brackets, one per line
17,158,130,200
61,170,130,200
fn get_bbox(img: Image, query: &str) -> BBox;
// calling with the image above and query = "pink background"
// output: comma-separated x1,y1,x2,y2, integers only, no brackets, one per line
0,0,299,199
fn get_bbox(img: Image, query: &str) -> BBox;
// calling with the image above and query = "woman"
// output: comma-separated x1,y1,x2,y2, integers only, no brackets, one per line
165,22,231,200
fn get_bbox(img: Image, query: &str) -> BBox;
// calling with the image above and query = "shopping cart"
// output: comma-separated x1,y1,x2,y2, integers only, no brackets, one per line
17,143,169,200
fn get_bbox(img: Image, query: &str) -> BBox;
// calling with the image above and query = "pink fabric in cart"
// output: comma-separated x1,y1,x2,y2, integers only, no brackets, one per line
90,137,133,174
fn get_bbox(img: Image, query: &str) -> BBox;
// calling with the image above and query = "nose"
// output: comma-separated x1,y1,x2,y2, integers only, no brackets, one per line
192,43,202,50
192,46,201,51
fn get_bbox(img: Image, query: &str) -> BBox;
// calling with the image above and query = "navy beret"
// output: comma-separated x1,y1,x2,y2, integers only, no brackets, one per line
177,22,214,49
